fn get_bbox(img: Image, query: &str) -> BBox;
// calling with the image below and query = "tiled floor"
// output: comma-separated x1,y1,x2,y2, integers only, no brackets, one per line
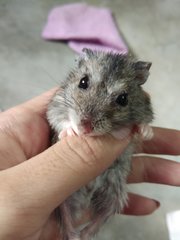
0,0,179,239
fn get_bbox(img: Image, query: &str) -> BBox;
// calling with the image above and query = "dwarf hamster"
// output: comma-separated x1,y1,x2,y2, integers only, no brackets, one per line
47,48,154,240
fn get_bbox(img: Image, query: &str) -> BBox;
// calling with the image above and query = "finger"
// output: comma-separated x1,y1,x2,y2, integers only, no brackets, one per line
0,89,59,160
1,88,58,119
128,156,180,186
73,192,160,226
74,192,160,226
122,193,160,216
140,127,180,155
0,134,131,238
22,87,59,116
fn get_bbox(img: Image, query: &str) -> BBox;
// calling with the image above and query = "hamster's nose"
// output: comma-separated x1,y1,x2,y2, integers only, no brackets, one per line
81,119,92,134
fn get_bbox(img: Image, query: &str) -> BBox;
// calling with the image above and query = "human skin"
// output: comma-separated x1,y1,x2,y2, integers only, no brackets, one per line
0,89,179,240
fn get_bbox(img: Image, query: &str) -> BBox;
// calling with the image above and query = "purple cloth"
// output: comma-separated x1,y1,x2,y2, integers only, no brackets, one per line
42,3,128,54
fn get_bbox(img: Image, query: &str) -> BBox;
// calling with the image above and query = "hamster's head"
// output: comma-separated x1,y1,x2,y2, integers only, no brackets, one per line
56,49,153,136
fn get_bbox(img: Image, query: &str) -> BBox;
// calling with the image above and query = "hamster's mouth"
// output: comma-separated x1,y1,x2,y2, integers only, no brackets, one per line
68,109,91,135
58,117,134,140
58,126,102,139
58,119,105,139
67,109,107,136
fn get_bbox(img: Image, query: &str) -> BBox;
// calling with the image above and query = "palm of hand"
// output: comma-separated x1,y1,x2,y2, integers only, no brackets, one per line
0,92,59,240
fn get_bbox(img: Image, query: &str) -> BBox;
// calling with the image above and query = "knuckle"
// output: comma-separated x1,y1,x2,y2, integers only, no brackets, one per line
64,137,99,168
79,137,99,166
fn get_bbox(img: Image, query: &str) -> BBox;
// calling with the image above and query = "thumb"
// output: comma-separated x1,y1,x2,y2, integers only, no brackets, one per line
0,133,131,237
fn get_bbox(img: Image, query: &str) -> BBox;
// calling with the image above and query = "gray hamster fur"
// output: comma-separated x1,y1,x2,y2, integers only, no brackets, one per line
47,49,154,240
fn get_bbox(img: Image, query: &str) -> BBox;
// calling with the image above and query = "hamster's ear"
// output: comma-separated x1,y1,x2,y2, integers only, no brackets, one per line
82,48,94,60
75,54,86,68
75,48,94,67
134,61,152,85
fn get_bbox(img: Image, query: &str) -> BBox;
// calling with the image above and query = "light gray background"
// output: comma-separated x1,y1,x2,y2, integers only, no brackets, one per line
0,0,179,239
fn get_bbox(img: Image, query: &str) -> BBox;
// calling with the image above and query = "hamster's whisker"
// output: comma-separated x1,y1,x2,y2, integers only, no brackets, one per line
71,96,83,112
56,100,71,108
56,97,74,109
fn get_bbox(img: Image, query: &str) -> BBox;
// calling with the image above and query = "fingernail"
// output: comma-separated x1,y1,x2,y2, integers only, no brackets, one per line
111,128,131,140
155,200,160,208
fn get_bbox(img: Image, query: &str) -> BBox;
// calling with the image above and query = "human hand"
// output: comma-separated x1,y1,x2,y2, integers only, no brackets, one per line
0,89,131,240
0,90,179,240
125,127,180,215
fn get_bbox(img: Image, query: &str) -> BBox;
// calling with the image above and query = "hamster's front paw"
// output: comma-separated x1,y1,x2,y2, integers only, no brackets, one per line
58,127,77,139
139,124,154,140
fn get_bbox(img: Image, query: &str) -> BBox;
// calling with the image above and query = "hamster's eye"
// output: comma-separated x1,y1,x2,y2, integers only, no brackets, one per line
78,75,89,89
116,92,128,106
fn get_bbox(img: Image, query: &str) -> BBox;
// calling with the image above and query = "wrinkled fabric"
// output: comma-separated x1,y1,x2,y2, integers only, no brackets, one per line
42,3,128,53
